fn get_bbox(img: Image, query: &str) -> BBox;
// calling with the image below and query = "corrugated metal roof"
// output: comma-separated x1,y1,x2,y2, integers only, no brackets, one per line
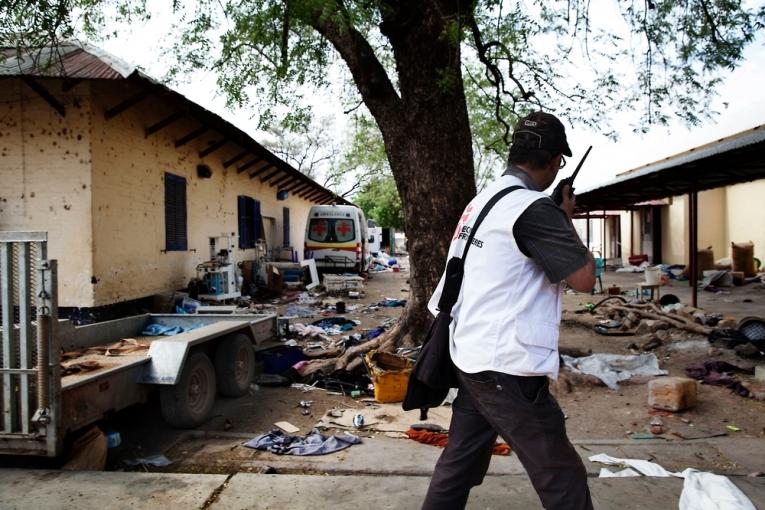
1,41,348,205
0,42,133,79
576,125,765,211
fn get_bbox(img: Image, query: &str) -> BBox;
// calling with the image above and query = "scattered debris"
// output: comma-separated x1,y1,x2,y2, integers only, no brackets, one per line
405,427,511,456
685,361,755,398
243,429,362,456
274,421,300,434
648,377,697,412
123,454,174,467
589,453,757,510
61,359,103,376
561,353,667,390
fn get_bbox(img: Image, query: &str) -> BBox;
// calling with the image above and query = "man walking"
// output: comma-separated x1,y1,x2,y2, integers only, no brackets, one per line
422,112,595,510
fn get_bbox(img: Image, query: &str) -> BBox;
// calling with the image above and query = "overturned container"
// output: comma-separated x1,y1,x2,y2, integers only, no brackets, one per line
364,350,413,403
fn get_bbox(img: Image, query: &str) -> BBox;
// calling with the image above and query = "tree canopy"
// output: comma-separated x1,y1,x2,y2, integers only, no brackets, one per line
3,0,763,347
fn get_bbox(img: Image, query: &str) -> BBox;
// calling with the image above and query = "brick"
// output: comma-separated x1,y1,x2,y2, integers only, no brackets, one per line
648,377,698,412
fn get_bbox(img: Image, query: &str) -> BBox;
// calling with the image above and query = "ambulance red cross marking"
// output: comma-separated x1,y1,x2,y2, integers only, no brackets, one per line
312,222,327,235
336,221,352,236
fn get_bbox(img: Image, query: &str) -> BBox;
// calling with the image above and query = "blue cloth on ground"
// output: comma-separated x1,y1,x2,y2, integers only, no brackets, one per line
142,323,192,336
377,299,406,307
364,326,386,340
311,317,356,332
243,429,361,456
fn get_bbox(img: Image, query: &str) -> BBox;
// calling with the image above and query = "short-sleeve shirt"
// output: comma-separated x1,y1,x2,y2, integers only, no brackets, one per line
503,167,589,283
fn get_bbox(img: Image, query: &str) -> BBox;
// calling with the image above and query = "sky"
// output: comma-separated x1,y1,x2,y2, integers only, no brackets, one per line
94,3,765,194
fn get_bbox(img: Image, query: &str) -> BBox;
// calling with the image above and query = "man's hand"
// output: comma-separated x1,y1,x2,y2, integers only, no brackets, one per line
560,184,576,219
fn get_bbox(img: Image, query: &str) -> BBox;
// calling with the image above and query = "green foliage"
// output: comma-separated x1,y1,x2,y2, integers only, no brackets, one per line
354,175,404,230
2,0,762,177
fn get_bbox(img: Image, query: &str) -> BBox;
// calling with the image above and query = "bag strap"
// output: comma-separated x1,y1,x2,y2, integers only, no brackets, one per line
437,185,523,312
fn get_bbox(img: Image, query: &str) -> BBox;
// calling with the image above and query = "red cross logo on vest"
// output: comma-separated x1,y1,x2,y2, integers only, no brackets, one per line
453,204,474,240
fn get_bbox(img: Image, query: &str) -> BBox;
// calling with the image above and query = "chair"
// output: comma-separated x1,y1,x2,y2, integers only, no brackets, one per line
592,252,604,294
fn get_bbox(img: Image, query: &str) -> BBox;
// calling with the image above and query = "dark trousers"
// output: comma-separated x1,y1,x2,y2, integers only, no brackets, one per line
422,369,593,510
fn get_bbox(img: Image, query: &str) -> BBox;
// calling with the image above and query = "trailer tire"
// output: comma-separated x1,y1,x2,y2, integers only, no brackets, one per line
160,351,216,428
215,333,255,397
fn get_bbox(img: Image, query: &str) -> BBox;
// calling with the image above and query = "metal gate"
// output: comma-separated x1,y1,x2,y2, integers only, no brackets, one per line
0,232,60,456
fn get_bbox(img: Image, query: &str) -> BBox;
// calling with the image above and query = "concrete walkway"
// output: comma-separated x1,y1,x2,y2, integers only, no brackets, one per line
1,438,764,509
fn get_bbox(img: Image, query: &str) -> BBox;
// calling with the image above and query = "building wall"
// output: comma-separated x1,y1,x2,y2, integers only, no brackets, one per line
88,81,315,306
698,188,727,260
656,181,763,266
662,195,687,265
726,180,765,263
0,79,96,307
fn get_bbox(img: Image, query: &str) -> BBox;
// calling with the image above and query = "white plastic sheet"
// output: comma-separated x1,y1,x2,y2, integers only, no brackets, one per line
562,353,668,389
589,454,756,510
680,469,756,510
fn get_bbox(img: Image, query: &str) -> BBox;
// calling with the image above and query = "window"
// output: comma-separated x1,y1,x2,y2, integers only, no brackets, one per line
238,196,262,248
334,219,355,242
307,218,356,243
164,172,187,251
282,207,290,247
308,219,330,242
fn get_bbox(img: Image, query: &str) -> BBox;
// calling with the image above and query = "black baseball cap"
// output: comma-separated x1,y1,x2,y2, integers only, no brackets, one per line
510,111,572,157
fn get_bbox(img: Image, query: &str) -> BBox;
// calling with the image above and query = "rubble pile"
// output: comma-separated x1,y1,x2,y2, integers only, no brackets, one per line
590,297,764,359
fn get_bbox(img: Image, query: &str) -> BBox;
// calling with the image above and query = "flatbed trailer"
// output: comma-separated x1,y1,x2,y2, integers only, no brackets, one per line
0,232,277,457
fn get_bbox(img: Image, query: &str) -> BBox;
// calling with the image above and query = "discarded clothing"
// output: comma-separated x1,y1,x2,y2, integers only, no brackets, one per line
284,306,316,318
686,360,754,398
364,326,386,340
290,323,330,339
61,360,102,376
561,353,667,390
141,323,195,336
405,427,510,456
243,429,361,456
589,453,755,510
311,317,358,333
377,298,407,307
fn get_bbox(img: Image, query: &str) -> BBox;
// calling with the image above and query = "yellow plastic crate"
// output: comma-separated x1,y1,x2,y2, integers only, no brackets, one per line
365,350,413,403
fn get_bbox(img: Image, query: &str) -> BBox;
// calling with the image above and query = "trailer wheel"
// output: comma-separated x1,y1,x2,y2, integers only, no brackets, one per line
215,333,255,397
160,351,217,428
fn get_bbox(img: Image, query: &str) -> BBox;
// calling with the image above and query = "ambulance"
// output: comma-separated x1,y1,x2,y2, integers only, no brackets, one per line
304,205,372,273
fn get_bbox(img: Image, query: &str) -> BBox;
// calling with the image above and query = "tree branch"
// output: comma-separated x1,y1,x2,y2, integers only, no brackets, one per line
301,2,402,125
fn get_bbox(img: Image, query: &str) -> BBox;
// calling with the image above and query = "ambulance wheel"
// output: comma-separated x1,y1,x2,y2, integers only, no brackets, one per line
215,333,255,397
160,351,217,428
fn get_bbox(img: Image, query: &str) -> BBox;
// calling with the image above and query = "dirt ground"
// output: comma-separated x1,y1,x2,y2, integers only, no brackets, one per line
106,260,764,472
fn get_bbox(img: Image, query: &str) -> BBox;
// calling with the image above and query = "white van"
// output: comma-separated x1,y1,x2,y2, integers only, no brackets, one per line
366,219,383,256
304,205,371,273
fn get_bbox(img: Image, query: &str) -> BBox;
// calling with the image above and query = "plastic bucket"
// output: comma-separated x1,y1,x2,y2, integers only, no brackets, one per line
645,266,661,285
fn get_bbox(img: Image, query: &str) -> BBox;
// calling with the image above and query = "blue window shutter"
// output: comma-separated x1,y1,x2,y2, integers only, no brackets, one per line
165,172,187,251
238,195,249,248
283,207,290,247
253,200,262,240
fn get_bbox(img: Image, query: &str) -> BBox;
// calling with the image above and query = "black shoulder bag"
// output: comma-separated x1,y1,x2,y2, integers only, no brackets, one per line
402,185,522,412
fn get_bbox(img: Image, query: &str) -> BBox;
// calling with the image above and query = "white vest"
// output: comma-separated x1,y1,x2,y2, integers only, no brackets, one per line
428,174,563,378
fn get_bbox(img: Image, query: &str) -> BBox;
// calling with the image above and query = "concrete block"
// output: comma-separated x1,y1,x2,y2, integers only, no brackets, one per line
755,366,765,382
648,377,697,412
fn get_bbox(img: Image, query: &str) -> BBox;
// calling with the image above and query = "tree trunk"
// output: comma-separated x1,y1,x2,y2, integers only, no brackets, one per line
377,5,477,347
309,3,477,348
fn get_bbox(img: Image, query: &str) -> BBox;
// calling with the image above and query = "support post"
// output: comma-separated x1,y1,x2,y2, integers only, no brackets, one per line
586,211,590,250
689,191,698,308
630,210,635,256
